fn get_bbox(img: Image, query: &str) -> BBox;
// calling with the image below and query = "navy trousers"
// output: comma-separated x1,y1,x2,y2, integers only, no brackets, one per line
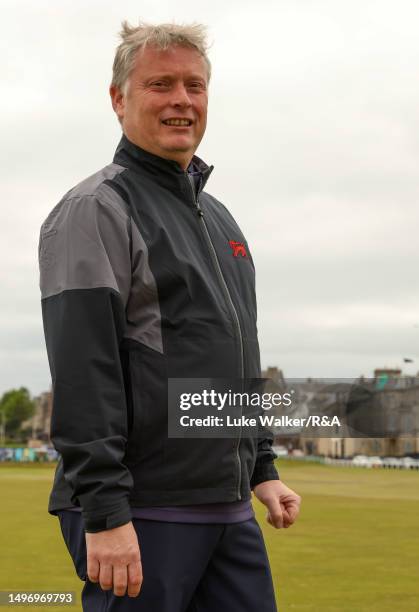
57,510,278,611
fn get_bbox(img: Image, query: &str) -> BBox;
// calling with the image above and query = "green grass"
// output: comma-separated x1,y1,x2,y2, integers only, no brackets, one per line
257,460,419,611
0,460,418,611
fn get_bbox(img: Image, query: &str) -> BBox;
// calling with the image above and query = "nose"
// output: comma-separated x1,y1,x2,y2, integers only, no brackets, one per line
170,82,192,108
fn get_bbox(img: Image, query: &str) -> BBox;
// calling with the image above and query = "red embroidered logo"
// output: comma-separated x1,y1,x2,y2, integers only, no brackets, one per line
229,240,247,257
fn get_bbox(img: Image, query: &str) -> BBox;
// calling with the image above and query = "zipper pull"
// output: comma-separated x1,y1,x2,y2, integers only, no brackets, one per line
196,198,204,217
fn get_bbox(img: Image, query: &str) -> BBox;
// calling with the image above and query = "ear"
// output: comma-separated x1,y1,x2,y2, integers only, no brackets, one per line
109,84,125,121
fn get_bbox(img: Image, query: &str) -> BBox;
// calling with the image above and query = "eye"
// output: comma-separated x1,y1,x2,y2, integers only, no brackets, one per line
151,81,169,88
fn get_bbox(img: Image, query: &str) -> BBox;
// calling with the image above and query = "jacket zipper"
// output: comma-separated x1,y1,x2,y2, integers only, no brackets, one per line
185,173,244,500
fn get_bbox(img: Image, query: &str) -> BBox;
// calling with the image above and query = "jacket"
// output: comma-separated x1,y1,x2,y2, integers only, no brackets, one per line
38,134,279,533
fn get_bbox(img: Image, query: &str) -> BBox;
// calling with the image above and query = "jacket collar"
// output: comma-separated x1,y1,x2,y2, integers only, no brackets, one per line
113,133,214,197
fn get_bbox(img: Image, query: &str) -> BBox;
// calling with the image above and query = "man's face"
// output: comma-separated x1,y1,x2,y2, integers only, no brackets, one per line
110,44,209,170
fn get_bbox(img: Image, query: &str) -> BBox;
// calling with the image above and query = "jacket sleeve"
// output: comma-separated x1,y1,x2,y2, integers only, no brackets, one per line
248,356,280,489
247,256,280,489
250,430,280,489
38,187,134,533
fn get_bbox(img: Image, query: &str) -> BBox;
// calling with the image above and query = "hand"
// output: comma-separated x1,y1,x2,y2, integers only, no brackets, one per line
85,521,142,597
253,480,301,529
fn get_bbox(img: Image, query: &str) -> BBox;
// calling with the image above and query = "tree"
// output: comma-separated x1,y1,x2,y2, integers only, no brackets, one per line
0,387,35,443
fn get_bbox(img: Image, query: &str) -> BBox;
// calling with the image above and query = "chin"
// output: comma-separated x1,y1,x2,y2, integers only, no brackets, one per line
162,141,193,153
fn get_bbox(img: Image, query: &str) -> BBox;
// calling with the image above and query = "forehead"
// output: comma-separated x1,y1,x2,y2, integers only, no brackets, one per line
133,44,208,80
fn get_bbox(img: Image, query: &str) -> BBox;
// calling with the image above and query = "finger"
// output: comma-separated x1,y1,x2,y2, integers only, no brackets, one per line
280,501,294,527
99,563,113,591
127,560,143,597
283,501,300,525
267,504,283,529
113,564,128,597
281,507,292,528
87,556,100,583
271,504,284,529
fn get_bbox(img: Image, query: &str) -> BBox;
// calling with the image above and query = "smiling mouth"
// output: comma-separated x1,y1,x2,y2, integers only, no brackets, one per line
161,119,193,128
162,124,191,129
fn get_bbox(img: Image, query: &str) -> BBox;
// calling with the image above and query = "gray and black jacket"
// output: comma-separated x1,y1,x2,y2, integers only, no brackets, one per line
39,134,279,533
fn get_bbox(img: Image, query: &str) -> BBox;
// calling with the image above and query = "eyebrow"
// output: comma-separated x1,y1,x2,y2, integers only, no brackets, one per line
146,73,206,82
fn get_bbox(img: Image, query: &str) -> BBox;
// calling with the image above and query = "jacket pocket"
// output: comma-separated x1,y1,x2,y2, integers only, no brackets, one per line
124,343,167,465
161,436,238,492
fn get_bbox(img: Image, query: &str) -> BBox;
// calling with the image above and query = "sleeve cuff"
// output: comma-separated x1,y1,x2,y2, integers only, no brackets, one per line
82,499,132,533
250,461,280,489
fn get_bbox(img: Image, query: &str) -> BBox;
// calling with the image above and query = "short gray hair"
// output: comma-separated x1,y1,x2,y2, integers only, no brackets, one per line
111,19,212,95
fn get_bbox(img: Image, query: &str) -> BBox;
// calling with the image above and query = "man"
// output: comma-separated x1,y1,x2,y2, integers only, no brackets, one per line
39,19,301,611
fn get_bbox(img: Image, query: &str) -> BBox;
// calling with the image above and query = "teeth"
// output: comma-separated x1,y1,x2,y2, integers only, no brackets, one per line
163,119,191,126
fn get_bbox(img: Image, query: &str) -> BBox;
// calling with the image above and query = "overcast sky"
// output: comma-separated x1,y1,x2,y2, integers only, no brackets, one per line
2,0,419,398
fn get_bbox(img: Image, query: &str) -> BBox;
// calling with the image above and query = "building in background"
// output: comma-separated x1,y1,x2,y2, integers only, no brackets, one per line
21,389,52,443
262,367,419,458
